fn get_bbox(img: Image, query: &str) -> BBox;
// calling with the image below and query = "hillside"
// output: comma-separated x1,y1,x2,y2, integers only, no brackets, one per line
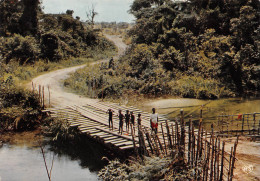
0,0,115,132
0,0,115,64
65,0,260,100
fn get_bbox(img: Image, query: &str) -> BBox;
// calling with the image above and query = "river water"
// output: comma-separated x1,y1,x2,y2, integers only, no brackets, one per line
136,97,260,130
0,97,259,181
0,131,105,181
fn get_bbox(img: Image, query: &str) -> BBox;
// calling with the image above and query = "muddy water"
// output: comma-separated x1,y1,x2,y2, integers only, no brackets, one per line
0,131,103,181
137,97,260,129
1,97,259,181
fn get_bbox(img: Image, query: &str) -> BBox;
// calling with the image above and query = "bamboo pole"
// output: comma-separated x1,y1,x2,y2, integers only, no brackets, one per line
228,147,233,181
246,115,250,135
188,118,191,164
155,134,164,154
253,113,256,134
180,109,185,160
40,146,51,181
130,124,137,154
258,118,260,135
48,85,51,107
42,86,45,108
214,137,218,181
202,140,207,181
196,121,202,167
230,138,238,181
152,133,160,156
165,120,173,150
161,123,168,155
242,115,244,134
39,85,41,104
191,123,195,166
205,140,211,181
216,138,220,181
210,134,215,181
144,128,154,155
220,141,225,181
200,127,204,158
175,121,180,153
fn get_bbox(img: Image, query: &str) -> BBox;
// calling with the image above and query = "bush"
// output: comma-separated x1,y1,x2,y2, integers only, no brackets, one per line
0,34,40,64
43,118,82,144
0,79,42,131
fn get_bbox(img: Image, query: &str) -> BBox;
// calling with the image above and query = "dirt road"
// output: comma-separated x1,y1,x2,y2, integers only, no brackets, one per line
29,34,127,108
27,34,260,181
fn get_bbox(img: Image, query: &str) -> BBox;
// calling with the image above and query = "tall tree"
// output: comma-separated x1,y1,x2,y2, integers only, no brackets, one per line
19,0,39,36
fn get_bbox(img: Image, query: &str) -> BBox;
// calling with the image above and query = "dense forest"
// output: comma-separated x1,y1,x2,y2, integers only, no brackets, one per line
0,0,115,131
0,0,115,63
66,0,260,99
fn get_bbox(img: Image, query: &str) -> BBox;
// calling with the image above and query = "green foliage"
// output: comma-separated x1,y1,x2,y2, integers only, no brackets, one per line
99,156,172,180
0,0,116,63
0,34,40,64
65,0,259,99
98,156,197,181
0,77,42,131
127,0,260,96
43,118,82,144
169,76,232,99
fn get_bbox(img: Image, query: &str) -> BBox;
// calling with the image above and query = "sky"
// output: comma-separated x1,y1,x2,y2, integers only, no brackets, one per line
41,0,135,23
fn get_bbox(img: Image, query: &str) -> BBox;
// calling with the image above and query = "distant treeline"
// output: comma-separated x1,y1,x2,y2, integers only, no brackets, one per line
0,0,115,64
66,0,260,99
95,22,134,29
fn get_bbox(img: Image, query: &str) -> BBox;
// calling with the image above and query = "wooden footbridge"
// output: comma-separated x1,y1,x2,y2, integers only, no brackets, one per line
44,100,243,180
44,101,173,151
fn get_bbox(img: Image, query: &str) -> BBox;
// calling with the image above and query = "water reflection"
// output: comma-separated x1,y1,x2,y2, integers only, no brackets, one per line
0,132,112,181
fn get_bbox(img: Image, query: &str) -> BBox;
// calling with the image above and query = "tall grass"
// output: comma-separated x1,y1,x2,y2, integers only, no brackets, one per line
64,62,233,100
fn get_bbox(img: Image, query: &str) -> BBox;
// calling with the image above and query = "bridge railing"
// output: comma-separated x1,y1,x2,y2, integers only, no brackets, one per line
217,113,260,136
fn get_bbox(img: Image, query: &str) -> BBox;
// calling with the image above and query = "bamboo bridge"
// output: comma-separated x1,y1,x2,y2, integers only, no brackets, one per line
43,101,173,151
38,83,259,180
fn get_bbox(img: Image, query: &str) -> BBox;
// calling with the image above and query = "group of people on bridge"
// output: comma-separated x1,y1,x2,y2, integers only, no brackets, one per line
106,108,159,135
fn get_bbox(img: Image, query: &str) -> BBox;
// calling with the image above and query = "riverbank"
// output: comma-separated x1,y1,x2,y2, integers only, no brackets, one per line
0,130,102,181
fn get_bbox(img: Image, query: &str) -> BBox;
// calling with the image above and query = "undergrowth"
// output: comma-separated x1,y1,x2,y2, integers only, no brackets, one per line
0,80,43,132
98,156,198,181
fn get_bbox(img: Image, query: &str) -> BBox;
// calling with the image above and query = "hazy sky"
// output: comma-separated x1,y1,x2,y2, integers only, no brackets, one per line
42,0,135,23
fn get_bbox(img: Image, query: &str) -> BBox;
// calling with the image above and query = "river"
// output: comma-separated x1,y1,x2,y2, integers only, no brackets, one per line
135,97,260,130
0,97,259,181
0,131,106,181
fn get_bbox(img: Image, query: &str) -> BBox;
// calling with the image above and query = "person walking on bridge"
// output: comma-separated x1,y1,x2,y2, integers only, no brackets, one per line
150,108,158,134
107,109,114,130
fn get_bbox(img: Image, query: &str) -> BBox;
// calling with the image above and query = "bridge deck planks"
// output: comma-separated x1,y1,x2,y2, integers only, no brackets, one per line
45,101,175,151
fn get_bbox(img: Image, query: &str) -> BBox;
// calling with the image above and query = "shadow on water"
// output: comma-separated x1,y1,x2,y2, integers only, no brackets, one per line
0,131,118,181
46,135,115,172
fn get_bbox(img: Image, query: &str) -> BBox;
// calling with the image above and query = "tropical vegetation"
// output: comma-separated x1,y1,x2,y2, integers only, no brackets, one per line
65,0,260,99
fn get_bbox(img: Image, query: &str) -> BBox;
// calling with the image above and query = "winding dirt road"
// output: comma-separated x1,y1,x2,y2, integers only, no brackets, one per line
29,34,127,108
27,34,260,181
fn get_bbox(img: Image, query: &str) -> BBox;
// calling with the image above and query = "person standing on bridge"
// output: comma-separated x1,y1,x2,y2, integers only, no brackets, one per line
150,108,158,134
125,110,130,134
130,111,135,126
130,111,135,134
107,109,114,130
118,110,124,135
137,113,142,126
